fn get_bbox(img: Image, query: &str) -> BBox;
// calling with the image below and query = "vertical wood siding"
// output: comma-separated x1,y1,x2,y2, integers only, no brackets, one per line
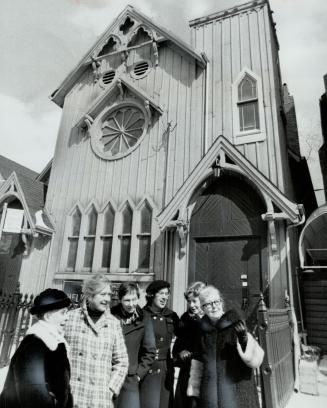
191,5,287,190
45,42,205,277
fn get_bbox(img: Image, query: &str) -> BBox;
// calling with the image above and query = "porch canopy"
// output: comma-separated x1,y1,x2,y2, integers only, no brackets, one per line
299,203,327,268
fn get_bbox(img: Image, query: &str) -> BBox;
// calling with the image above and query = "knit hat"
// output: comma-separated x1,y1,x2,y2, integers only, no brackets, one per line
30,288,71,315
146,280,170,295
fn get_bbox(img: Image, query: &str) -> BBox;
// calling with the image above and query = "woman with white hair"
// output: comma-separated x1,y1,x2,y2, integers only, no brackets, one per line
64,274,128,408
187,285,264,408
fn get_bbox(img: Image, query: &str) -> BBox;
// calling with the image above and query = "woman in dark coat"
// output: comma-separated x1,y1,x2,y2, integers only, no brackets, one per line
139,280,179,408
173,281,205,408
187,285,264,408
111,282,156,408
0,289,73,408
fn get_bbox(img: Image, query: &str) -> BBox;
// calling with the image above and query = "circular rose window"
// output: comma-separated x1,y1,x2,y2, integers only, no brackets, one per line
90,102,149,160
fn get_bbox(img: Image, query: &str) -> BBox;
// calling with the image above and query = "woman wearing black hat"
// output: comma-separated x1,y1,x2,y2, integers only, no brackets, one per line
139,280,179,408
187,285,264,408
0,288,73,408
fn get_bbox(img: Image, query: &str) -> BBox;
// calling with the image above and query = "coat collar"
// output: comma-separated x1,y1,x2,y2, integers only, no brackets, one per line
143,304,174,317
81,303,112,333
26,320,69,351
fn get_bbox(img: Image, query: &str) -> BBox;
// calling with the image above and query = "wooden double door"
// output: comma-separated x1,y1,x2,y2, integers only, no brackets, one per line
188,175,267,328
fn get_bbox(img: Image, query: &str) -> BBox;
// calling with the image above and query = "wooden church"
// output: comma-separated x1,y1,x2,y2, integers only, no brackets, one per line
0,0,313,320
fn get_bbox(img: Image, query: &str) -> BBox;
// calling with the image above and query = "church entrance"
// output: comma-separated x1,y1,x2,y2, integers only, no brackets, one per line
188,174,268,328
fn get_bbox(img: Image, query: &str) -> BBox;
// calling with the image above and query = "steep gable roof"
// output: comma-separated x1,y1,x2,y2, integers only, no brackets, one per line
51,5,206,107
157,135,302,229
0,155,38,181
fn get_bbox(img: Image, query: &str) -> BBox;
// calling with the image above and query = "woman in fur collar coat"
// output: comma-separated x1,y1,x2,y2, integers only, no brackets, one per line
0,289,73,408
187,285,264,408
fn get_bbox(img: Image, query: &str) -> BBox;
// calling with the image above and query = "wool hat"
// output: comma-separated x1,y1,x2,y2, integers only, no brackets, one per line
30,288,71,315
146,280,170,295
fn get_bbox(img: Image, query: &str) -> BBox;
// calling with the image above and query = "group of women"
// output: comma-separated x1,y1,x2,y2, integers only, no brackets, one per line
0,273,264,408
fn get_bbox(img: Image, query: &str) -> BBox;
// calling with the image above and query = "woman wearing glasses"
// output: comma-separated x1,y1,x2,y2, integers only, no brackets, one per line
173,281,206,408
187,285,264,408
140,280,179,408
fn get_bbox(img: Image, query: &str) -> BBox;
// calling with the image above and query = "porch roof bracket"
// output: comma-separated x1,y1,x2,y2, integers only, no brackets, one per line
166,219,189,258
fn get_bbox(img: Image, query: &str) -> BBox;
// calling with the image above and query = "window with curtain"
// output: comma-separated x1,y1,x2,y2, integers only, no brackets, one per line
83,206,98,269
238,74,259,132
119,204,133,269
101,204,115,268
138,203,152,269
67,208,81,271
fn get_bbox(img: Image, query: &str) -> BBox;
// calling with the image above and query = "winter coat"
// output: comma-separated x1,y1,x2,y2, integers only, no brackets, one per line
139,305,179,408
64,306,128,408
111,304,156,408
188,310,264,408
172,311,202,408
0,320,72,408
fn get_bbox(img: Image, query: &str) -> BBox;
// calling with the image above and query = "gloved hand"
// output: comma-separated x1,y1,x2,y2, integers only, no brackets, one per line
179,350,193,362
234,321,248,351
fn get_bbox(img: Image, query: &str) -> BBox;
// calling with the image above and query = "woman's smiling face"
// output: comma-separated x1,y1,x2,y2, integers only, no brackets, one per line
152,288,170,311
88,285,111,312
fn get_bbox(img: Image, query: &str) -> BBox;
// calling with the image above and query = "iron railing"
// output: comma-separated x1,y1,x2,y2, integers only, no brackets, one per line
0,287,34,368
258,294,295,408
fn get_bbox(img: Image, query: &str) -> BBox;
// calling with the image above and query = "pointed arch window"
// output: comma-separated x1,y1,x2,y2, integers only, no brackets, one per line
83,206,98,269
138,203,152,269
119,204,133,269
237,74,259,132
101,204,115,268
67,208,81,271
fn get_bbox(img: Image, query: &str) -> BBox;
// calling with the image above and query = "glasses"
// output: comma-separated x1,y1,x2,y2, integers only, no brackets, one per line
202,299,222,310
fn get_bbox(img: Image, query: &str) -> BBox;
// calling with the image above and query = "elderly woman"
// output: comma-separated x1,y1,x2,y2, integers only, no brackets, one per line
140,280,179,408
64,274,128,408
187,285,264,408
173,281,206,408
111,282,156,408
0,289,73,408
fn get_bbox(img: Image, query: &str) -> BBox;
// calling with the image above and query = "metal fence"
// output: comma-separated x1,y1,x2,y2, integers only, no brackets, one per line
257,295,295,408
0,287,34,368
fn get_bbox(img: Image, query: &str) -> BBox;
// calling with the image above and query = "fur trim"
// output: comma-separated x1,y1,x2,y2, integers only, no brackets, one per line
237,333,264,369
187,359,203,397
26,320,70,352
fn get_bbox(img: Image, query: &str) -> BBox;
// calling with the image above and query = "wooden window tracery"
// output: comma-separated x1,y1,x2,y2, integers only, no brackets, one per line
237,74,259,132
119,204,133,269
138,203,152,269
101,204,115,269
83,206,98,269
67,208,81,271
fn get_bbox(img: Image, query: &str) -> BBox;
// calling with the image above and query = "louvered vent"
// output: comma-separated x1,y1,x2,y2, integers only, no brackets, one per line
133,61,150,77
102,70,115,85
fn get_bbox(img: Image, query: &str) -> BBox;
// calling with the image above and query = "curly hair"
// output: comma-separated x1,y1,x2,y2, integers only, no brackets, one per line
82,273,111,302
184,281,206,300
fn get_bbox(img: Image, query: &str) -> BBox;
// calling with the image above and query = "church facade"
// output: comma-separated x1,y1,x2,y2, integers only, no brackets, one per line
0,0,312,319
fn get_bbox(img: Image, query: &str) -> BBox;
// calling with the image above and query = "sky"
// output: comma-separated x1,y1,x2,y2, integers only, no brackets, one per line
0,0,326,186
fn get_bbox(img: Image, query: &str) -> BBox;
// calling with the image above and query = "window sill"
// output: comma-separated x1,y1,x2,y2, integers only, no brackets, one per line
55,271,154,282
233,131,266,145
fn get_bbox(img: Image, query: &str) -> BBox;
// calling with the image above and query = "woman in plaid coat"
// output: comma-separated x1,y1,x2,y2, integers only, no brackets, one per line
64,274,128,408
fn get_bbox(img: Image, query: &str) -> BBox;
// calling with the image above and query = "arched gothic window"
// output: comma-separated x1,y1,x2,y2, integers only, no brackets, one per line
83,206,98,269
67,208,81,271
138,203,152,269
237,74,259,132
101,204,115,268
119,204,133,269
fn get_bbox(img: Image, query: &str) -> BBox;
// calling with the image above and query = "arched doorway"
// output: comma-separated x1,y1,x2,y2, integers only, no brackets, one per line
188,173,268,328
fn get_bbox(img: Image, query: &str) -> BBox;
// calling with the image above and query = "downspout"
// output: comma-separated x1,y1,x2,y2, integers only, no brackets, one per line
201,53,209,156
285,204,305,392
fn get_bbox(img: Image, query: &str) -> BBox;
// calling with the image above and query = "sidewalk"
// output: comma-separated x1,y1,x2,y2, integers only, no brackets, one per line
286,357,327,408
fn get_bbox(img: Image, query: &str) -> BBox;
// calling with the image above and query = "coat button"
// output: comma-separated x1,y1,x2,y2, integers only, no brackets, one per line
153,316,157,320
157,369,161,373
159,317,163,321
90,379,95,385
159,337,164,342
77,377,81,381
149,369,153,373
79,352,83,356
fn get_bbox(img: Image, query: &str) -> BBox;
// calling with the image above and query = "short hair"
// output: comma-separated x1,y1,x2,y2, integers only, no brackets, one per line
82,273,111,302
199,285,225,310
184,281,206,300
118,282,140,300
